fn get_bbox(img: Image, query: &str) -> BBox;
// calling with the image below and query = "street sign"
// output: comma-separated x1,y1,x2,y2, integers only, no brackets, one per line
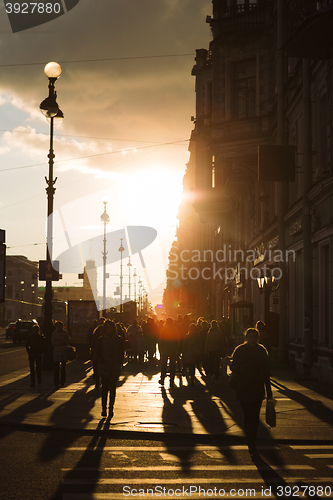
39,260,60,281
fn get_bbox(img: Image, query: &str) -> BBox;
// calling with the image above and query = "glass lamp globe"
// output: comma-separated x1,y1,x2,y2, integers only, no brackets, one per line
44,62,62,79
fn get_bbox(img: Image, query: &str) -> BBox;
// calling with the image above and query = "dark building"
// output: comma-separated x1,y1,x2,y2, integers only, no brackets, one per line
4,255,41,322
165,0,333,382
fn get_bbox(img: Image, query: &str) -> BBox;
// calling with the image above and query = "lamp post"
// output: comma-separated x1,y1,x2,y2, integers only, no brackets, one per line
127,255,132,301
100,196,109,315
118,238,125,313
20,281,24,318
31,283,35,318
40,61,63,367
133,266,137,306
138,276,142,314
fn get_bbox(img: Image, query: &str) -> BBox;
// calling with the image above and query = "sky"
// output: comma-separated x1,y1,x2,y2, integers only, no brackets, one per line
0,0,212,308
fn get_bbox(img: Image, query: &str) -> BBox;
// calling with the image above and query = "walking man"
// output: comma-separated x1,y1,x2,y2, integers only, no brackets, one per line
26,324,45,387
52,321,70,387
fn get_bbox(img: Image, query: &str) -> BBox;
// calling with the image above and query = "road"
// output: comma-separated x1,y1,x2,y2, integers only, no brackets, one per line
1,328,333,499
0,328,28,377
0,428,333,500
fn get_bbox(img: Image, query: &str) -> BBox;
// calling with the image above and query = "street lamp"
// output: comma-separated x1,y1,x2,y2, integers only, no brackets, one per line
138,275,142,314
100,196,110,315
118,238,125,313
256,268,279,324
31,283,35,318
40,62,63,367
127,255,132,301
256,268,279,294
133,266,137,302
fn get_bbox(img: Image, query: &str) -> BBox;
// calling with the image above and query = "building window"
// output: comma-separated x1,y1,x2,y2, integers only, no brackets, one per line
318,242,330,345
6,285,12,298
232,58,256,119
289,251,303,342
315,94,329,178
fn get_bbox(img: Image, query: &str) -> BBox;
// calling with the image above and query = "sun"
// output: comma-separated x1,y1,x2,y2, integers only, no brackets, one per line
118,166,184,229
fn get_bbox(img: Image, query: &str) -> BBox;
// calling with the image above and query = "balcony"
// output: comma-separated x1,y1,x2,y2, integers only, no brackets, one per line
284,0,333,59
210,1,270,35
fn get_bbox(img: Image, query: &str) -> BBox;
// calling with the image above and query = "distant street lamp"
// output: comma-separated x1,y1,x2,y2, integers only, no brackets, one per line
138,276,142,314
31,283,35,318
118,238,125,313
100,196,110,315
39,62,64,367
127,255,132,301
133,266,137,302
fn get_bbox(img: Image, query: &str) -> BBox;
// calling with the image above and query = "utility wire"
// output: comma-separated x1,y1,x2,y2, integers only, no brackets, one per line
0,139,189,173
0,54,194,68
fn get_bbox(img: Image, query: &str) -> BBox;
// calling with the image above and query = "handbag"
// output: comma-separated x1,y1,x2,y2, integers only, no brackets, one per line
265,398,276,427
67,345,77,361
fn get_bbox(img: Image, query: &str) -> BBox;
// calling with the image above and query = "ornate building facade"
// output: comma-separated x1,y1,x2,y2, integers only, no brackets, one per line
164,0,333,382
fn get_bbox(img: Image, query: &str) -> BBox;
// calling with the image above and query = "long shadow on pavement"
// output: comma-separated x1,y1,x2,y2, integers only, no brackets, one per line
50,420,106,500
270,378,333,430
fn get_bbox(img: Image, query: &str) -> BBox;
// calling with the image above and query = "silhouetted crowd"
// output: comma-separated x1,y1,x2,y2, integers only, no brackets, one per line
88,314,233,389
26,314,273,457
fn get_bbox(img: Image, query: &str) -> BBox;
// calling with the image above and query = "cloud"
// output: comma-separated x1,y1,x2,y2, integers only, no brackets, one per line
0,0,212,303
3,124,104,160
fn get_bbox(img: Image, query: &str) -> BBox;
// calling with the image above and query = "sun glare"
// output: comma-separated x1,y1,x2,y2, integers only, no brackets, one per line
119,166,184,229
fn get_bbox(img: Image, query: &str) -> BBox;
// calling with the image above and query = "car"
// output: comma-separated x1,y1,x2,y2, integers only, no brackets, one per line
12,319,39,343
6,322,16,339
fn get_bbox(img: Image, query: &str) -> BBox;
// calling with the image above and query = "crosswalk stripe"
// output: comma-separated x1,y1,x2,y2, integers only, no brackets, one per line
61,464,314,472
62,497,266,500
62,495,273,500
290,445,333,450
63,474,330,485
305,454,333,459
64,445,276,452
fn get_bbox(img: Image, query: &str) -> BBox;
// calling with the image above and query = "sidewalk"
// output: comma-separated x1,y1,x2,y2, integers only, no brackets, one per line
0,358,333,441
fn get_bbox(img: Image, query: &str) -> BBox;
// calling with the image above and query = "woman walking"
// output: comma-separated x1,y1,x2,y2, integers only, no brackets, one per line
230,327,273,456
96,319,125,418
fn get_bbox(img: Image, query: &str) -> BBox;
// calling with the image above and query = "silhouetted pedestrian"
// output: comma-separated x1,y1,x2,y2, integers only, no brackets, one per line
205,320,226,384
26,324,45,387
126,319,142,361
158,317,180,388
230,327,272,456
96,319,125,418
182,323,200,386
90,317,105,389
255,320,271,353
52,321,70,387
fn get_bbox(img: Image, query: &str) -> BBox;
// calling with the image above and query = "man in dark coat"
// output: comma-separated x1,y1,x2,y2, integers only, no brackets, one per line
26,324,45,387
158,317,180,388
231,328,272,456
